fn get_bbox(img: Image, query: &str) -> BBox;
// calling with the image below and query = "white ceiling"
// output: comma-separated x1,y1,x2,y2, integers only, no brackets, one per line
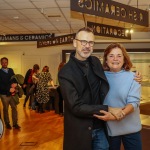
0,0,150,36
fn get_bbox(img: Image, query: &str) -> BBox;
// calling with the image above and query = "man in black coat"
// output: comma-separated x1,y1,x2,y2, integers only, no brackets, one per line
58,27,115,150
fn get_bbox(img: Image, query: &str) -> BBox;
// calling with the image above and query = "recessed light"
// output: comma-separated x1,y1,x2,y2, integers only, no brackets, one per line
13,16,19,19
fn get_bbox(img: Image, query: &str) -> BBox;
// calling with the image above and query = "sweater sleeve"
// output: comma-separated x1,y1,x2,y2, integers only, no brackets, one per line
126,79,141,109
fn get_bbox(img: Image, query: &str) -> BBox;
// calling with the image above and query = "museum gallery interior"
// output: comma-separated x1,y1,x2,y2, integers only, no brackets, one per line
0,0,150,150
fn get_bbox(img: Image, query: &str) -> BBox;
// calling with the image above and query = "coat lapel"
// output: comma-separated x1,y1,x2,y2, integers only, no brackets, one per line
89,56,108,82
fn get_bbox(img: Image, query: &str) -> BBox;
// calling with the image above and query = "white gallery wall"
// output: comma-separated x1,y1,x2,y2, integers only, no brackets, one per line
0,42,150,84
0,43,74,84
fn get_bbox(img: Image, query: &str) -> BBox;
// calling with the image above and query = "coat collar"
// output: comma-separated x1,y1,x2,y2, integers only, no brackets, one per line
70,52,108,82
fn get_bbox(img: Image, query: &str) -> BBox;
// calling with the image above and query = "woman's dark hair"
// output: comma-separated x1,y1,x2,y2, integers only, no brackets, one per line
42,66,49,72
58,62,65,71
103,43,132,71
33,64,40,71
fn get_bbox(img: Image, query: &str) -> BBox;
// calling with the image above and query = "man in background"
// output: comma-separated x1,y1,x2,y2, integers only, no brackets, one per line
0,57,20,129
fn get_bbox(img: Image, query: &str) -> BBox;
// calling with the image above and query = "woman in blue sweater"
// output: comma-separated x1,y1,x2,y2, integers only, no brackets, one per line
94,43,142,150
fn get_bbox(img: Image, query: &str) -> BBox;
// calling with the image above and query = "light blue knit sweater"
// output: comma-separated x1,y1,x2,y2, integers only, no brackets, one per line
104,70,142,136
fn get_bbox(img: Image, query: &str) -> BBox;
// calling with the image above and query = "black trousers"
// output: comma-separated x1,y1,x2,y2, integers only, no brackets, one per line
57,86,63,114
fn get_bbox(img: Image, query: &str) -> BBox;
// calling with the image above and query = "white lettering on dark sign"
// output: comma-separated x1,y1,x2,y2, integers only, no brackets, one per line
0,34,54,42
37,33,76,48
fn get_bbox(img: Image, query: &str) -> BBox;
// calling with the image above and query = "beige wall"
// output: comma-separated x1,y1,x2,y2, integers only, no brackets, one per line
0,42,149,84
0,42,74,84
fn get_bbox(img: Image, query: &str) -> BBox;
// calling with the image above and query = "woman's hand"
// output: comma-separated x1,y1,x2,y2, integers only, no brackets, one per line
134,71,142,83
109,107,125,120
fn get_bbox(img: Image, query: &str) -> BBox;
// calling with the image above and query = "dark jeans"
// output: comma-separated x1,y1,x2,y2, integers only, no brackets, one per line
109,131,142,150
0,95,18,125
92,128,109,150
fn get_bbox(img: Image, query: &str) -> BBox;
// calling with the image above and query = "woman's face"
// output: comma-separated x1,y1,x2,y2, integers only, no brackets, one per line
106,47,124,72
34,69,39,73
43,67,48,72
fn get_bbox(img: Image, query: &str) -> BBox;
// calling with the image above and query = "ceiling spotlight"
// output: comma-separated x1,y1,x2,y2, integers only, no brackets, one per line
130,29,133,33
125,30,129,33
125,29,133,34
13,16,19,19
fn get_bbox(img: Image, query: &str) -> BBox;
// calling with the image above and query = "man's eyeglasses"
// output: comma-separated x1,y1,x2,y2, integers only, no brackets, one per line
75,39,95,47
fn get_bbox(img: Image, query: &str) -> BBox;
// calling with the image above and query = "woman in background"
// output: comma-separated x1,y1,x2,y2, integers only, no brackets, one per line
36,66,54,113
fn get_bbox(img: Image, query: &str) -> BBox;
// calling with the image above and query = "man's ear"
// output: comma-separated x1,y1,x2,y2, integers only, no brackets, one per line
73,39,76,48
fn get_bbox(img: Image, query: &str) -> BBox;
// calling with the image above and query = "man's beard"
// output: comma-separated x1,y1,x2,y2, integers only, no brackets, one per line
81,47,92,57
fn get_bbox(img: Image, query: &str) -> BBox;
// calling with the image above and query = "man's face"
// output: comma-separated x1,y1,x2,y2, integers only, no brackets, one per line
1,59,8,69
73,31,95,61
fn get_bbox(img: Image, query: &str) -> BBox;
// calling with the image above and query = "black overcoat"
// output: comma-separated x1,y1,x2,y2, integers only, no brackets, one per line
58,52,109,150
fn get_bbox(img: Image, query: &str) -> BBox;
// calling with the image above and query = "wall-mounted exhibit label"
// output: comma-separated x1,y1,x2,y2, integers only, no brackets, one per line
37,33,76,48
71,0,149,27
0,33,54,42
87,21,131,39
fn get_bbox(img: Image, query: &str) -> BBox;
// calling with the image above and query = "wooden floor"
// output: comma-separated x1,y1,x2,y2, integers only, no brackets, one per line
0,98,64,150
0,97,150,150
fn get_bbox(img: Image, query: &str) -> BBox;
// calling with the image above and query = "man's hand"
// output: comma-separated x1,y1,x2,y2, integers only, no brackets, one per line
93,110,116,121
134,71,142,83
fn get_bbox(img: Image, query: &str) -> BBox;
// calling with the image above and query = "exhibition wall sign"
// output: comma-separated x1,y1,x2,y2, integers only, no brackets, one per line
71,0,149,27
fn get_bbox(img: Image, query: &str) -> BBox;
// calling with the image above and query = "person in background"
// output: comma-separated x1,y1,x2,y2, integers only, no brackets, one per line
57,62,65,116
23,64,40,108
30,67,40,110
35,66,54,113
58,27,142,150
0,57,20,129
94,43,142,150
